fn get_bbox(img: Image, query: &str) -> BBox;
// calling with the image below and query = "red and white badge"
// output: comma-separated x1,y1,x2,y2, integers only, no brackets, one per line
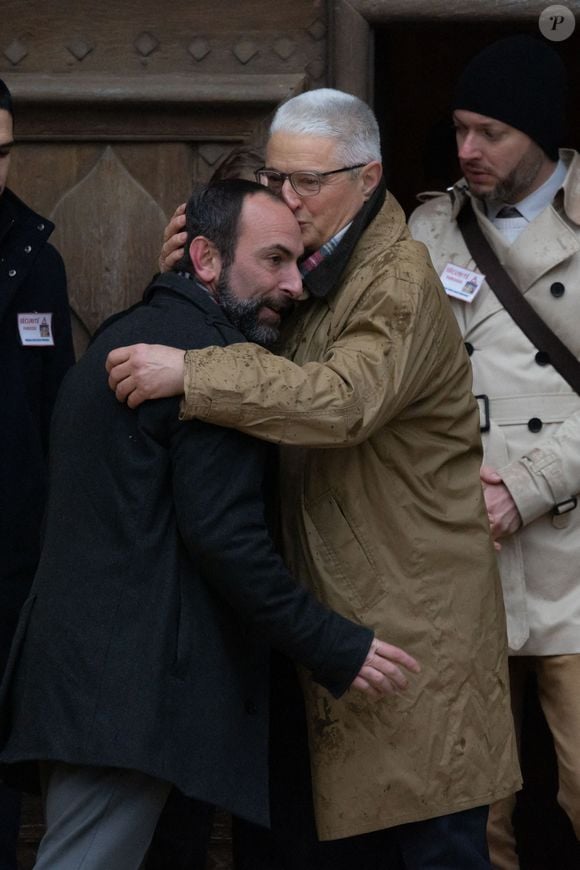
440,262,486,303
17,312,55,346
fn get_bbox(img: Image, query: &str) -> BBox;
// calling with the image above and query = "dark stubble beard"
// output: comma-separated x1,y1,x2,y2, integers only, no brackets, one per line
215,272,291,347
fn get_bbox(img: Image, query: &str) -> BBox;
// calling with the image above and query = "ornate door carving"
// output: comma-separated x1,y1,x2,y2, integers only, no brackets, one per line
1,0,328,355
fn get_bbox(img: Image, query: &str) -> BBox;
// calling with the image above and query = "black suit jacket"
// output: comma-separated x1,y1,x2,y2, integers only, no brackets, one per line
0,273,371,826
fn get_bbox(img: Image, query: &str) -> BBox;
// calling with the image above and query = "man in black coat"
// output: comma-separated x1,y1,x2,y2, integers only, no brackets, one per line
0,180,418,870
0,78,74,868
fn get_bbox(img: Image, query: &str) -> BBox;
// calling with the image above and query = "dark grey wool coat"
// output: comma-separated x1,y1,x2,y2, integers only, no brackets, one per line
0,273,372,826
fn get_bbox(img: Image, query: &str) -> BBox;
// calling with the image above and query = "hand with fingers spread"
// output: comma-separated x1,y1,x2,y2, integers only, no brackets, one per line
159,203,187,273
351,638,420,700
106,344,185,408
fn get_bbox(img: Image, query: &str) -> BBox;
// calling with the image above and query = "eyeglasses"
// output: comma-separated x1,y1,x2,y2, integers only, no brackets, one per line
255,164,366,197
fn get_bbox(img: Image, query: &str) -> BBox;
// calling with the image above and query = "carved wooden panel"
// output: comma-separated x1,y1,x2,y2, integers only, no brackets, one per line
50,146,169,353
0,0,328,90
1,0,325,359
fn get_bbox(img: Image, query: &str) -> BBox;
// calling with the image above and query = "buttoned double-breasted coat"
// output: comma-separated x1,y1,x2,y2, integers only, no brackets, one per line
410,149,580,655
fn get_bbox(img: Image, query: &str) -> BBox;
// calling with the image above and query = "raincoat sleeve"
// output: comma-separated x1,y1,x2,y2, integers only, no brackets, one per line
179,259,453,448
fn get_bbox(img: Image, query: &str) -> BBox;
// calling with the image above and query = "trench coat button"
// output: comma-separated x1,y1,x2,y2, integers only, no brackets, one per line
464,342,474,356
535,351,550,366
37,223,45,231
245,700,258,715
24,245,32,253
528,417,543,433
550,281,565,298
8,269,16,277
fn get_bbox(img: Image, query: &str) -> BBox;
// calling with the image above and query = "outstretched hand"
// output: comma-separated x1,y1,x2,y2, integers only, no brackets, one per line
160,203,187,273
106,344,186,408
351,638,420,701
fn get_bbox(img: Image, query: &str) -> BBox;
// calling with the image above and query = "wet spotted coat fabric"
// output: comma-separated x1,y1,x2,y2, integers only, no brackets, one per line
180,191,521,838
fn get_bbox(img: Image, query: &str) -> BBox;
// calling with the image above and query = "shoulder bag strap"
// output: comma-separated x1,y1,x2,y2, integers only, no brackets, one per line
457,201,580,395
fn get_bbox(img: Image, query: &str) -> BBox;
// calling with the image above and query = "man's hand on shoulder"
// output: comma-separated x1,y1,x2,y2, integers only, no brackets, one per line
106,344,186,408
351,638,420,701
481,464,522,545
160,203,187,273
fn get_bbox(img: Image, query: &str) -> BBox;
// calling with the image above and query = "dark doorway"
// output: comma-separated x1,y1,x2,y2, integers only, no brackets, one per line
374,20,580,216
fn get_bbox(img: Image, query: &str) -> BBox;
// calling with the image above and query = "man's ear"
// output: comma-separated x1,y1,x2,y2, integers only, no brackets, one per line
189,236,222,287
361,161,383,199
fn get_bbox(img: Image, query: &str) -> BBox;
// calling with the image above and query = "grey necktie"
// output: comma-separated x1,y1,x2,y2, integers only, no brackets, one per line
496,205,523,218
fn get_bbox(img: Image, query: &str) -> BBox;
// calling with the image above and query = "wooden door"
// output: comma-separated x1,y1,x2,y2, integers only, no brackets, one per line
1,0,329,354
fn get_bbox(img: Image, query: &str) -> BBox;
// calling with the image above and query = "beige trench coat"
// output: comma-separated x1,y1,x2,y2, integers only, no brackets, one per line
410,150,580,656
180,193,520,838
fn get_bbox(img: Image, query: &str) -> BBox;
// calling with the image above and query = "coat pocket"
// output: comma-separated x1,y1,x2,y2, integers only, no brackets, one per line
305,491,385,616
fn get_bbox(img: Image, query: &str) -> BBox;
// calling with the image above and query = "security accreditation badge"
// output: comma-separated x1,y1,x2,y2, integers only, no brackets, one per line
440,262,485,303
17,313,55,346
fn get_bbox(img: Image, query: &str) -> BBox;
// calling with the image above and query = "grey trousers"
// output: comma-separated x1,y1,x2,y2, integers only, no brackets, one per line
35,762,172,870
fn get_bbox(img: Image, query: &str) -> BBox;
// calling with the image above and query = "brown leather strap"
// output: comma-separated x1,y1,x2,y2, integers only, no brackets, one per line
457,201,580,395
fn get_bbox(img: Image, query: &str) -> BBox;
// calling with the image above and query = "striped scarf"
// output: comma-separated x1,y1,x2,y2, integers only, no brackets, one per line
299,225,350,277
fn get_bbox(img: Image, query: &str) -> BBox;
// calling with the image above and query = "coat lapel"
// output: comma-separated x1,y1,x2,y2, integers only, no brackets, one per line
504,204,580,291
462,183,580,335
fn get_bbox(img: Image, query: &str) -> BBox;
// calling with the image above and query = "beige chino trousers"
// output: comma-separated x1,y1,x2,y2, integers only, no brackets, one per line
487,654,580,870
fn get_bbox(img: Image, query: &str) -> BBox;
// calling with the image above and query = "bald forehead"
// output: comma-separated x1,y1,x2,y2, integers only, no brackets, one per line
242,190,295,224
238,192,303,251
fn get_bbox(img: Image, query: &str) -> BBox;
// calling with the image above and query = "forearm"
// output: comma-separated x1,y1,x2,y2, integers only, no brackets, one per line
179,302,435,448
180,343,377,446
499,412,580,525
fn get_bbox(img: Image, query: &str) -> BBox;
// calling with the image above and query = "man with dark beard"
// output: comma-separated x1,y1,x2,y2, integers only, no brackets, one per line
409,36,580,868
0,180,418,870
106,88,518,869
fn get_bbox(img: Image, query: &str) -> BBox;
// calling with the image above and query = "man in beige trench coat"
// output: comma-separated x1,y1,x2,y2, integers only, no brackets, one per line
107,88,520,868
409,36,580,869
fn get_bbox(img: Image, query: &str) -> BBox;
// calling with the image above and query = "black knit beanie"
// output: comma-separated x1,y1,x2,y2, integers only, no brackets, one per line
452,35,566,161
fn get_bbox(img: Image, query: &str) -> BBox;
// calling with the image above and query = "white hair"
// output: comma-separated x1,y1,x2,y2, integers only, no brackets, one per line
270,88,382,165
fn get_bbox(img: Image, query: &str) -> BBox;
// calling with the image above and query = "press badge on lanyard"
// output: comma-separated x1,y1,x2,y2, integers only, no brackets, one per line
440,262,485,303
17,313,55,346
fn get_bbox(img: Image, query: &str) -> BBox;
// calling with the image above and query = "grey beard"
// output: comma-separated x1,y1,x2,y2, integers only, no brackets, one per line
216,277,281,347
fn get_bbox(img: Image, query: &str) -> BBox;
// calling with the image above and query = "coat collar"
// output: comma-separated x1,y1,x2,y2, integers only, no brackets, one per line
302,178,387,300
93,272,236,345
0,187,54,245
561,149,580,225
144,272,237,329
451,149,580,300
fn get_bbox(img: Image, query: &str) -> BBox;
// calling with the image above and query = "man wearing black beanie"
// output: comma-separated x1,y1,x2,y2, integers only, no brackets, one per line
411,34,580,870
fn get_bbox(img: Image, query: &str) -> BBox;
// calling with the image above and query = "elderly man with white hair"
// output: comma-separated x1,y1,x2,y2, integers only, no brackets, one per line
107,88,520,869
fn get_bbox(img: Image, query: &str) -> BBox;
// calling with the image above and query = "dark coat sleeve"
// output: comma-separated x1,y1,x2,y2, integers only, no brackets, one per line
161,411,373,699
